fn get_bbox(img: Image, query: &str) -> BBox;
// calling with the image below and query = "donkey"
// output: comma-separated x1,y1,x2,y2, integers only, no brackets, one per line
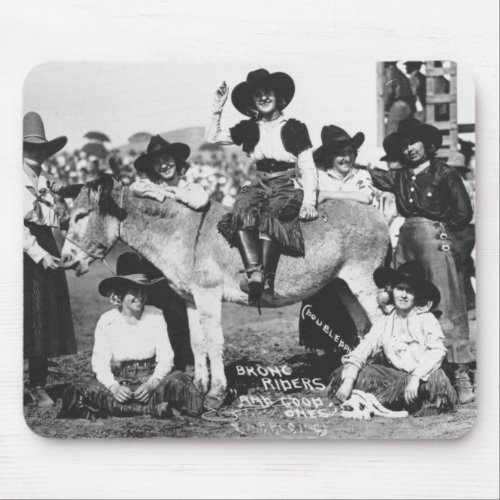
61,175,390,405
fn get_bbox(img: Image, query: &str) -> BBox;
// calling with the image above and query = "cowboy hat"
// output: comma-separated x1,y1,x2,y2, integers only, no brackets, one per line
447,151,470,171
134,135,190,174
231,68,295,117
373,261,441,309
383,117,442,159
98,252,165,297
313,125,365,165
23,112,67,158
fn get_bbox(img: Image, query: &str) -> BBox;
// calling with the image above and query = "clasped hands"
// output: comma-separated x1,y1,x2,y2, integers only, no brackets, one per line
109,380,157,404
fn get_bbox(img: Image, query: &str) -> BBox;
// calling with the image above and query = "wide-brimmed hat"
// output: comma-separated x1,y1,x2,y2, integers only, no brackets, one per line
313,125,365,165
383,117,442,159
231,68,295,117
98,252,165,297
134,135,190,174
447,151,470,171
373,261,441,309
23,112,67,158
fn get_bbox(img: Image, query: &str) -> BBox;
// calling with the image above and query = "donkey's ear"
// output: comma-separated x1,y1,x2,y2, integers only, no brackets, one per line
57,184,84,199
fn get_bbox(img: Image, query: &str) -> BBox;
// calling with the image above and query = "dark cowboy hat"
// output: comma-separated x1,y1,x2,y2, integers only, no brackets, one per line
373,261,441,309
134,135,190,174
383,117,442,159
23,112,67,158
313,125,365,164
231,68,295,117
98,252,165,297
447,151,470,172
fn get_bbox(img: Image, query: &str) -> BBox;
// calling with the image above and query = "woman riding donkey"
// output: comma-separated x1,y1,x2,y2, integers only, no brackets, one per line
329,261,458,415
59,253,203,420
206,69,318,302
369,118,475,404
129,136,209,372
299,125,375,359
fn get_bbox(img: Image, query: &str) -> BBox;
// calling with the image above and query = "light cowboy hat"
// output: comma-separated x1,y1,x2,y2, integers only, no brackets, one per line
134,135,191,174
98,252,165,297
373,261,441,309
231,68,295,117
313,125,365,164
383,117,442,158
23,112,68,158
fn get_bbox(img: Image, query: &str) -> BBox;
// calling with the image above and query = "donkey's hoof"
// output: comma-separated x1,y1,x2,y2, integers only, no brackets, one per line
203,392,226,411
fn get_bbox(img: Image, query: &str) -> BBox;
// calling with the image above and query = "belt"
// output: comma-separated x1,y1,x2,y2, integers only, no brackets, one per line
256,159,295,174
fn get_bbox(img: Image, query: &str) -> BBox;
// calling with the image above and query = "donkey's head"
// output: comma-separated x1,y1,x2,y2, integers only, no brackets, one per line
61,174,126,275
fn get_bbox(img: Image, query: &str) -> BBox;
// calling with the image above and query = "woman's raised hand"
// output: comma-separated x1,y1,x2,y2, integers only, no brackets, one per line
213,81,229,113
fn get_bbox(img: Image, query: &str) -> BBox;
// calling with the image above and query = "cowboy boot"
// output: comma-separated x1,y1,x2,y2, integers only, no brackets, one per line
234,230,264,299
453,364,475,404
262,238,281,298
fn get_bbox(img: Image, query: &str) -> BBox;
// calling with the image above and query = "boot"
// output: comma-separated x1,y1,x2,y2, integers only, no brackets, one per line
234,230,264,299
262,238,281,298
453,365,475,404
30,386,55,408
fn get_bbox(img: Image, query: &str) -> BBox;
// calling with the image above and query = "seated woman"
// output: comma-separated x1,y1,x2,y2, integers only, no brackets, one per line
328,261,458,414
206,69,318,302
59,253,203,420
299,125,374,361
130,135,209,211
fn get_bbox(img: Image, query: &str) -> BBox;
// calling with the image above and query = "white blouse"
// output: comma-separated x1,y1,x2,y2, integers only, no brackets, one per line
341,308,447,382
317,167,375,203
23,164,60,263
130,177,209,210
91,306,175,389
206,111,318,206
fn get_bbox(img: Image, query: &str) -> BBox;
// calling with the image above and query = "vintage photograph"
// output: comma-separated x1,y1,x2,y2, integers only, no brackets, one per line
22,61,477,438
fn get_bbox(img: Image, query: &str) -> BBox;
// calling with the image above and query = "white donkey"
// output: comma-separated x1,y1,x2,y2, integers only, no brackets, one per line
61,175,390,406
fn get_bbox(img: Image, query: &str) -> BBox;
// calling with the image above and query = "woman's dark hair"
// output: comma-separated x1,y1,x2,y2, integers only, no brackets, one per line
316,147,358,170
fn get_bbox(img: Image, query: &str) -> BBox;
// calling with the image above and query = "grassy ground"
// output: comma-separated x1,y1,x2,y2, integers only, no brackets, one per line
24,243,477,439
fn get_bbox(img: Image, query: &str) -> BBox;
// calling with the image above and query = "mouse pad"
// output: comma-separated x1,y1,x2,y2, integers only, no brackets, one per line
22,61,476,438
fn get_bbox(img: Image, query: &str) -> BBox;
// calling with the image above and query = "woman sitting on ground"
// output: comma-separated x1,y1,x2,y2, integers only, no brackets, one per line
328,261,458,414
59,253,203,419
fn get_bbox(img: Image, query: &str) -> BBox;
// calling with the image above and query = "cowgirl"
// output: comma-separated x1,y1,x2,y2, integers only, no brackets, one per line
369,118,475,403
59,253,203,419
330,261,457,414
130,135,210,371
206,68,318,300
299,125,374,356
23,112,77,407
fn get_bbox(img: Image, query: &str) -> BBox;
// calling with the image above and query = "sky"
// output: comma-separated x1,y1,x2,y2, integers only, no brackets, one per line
23,62,475,165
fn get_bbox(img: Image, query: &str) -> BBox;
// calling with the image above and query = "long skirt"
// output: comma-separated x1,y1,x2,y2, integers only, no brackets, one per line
24,224,76,360
394,217,474,364
59,363,203,419
328,364,457,414
142,258,194,371
217,176,305,257
298,279,366,363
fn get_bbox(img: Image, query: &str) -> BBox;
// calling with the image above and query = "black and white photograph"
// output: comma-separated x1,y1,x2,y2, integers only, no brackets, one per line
22,61,478,439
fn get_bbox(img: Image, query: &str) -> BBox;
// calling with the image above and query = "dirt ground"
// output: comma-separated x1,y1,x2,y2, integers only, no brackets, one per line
24,244,477,439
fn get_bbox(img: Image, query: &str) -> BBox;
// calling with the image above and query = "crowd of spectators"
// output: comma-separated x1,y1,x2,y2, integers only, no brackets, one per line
45,146,253,208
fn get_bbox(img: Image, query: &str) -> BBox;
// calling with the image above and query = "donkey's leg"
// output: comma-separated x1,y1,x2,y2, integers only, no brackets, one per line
186,302,209,394
191,286,227,405
337,263,382,326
